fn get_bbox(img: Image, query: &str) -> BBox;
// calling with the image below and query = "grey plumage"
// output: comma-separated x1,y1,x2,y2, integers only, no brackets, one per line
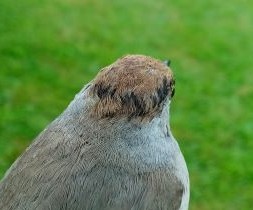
0,55,189,210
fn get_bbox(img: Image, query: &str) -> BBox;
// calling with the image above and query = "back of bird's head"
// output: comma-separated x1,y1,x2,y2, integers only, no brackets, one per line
89,54,175,122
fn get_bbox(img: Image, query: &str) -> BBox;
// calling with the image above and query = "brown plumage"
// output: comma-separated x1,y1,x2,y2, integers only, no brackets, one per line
90,55,175,121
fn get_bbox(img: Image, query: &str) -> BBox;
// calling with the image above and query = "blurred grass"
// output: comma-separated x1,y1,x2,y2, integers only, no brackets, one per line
0,0,253,209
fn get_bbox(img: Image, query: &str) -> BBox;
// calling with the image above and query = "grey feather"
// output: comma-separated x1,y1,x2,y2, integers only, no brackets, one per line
0,56,189,210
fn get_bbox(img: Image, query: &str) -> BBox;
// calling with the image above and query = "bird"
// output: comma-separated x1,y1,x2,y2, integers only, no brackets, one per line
0,54,189,210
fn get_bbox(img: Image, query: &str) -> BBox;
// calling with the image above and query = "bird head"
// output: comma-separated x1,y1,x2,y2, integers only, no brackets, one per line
88,55,175,123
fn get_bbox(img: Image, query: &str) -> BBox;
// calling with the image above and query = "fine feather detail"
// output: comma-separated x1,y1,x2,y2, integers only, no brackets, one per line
89,55,175,121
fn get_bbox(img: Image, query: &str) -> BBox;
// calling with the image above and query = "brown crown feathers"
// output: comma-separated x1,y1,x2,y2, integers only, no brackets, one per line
89,55,175,121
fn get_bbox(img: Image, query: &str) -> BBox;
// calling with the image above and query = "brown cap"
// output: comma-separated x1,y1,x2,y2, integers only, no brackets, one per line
89,55,175,121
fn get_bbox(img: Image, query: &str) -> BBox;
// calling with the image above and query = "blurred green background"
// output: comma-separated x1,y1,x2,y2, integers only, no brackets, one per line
0,0,253,209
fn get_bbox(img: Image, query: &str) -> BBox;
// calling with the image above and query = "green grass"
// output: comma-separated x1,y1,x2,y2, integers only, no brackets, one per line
0,0,253,209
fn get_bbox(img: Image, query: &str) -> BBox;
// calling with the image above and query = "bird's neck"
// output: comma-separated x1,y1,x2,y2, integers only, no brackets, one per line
58,85,171,145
